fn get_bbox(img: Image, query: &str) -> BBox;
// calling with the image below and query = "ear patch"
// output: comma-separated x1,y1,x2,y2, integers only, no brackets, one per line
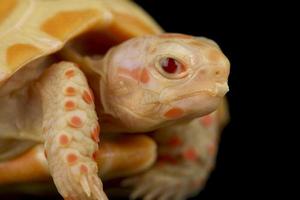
140,69,150,83
118,67,150,84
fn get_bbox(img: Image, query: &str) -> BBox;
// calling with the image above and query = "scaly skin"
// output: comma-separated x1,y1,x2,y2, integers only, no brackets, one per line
38,62,107,200
123,112,221,200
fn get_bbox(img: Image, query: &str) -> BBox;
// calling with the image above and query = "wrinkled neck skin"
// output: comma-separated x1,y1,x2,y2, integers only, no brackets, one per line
94,34,230,133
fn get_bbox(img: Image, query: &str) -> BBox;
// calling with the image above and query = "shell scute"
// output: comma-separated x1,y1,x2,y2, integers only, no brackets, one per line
6,43,41,70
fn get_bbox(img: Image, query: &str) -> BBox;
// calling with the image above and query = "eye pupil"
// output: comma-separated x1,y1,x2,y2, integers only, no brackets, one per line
161,58,179,73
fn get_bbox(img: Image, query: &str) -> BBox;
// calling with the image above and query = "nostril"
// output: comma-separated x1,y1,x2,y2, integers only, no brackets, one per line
214,69,222,78
213,68,226,82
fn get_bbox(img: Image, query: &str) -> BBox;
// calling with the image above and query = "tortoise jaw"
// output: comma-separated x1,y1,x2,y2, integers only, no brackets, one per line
159,82,228,105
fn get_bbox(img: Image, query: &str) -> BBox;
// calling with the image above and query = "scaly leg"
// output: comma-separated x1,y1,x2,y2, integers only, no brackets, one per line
38,62,106,200
123,112,220,200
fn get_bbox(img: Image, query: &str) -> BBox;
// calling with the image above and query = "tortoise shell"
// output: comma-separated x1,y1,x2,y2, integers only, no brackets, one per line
0,0,163,86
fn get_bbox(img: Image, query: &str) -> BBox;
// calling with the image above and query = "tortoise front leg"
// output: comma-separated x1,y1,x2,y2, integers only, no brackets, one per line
38,62,106,200
123,112,220,200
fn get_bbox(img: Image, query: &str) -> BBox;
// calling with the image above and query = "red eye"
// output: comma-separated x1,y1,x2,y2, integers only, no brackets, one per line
160,57,185,74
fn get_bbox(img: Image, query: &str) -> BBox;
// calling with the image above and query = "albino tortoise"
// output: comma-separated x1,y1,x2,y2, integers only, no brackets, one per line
0,0,230,199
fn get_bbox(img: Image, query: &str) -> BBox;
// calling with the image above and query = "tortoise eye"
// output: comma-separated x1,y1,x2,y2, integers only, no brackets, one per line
160,57,185,74
156,57,188,79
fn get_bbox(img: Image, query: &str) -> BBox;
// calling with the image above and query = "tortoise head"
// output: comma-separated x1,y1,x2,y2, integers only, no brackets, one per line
100,33,230,133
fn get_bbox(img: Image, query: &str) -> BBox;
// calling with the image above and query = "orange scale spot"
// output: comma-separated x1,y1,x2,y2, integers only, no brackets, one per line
64,100,76,111
167,135,183,147
183,148,198,161
164,107,184,119
80,164,88,174
64,69,75,78
140,68,150,83
200,115,213,127
67,153,78,164
65,87,76,96
59,134,70,145
69,116,83,128
91,124,100,143
82,90,93,104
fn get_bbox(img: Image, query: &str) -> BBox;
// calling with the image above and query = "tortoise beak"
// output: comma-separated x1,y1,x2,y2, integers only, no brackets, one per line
215,82,229,97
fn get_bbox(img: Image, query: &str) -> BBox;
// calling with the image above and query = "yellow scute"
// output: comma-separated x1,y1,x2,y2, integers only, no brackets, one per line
6,44,41,70
41,9,100,40
0,0,17,24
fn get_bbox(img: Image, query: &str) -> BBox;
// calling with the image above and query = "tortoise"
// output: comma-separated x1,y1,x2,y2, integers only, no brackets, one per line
0,0,230,199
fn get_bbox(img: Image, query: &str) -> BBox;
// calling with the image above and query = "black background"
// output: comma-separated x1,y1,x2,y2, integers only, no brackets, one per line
1,0,292,199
